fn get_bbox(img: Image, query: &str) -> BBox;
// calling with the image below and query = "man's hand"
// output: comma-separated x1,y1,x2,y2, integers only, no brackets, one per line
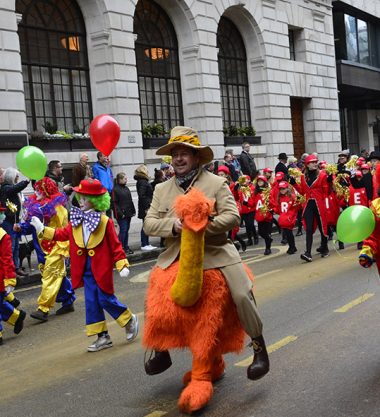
173,218,183,235
119,267,130,278
30,216,44,235
359,254,373,268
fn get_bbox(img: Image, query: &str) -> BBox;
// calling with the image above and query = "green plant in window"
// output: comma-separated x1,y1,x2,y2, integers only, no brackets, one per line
42,121,57,134
237,126,256,137
142,123,168,138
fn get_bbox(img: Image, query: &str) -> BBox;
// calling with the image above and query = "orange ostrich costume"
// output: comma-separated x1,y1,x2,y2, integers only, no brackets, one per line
143,188,253,414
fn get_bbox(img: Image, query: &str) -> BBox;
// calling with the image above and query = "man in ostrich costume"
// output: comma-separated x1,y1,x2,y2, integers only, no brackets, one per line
143,126,270,413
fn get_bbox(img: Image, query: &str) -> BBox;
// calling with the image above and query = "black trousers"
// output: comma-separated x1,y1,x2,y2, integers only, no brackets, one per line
283,228,296,250
303,199,327,254
258,221,272,249
241,212,258,239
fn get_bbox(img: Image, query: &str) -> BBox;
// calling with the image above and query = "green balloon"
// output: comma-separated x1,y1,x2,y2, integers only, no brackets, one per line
336,205,375,243
16,146,47,180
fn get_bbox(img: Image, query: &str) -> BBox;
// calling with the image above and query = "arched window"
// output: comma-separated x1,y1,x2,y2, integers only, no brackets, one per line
17,0,92,135
217,17,251,131
134,0,183,140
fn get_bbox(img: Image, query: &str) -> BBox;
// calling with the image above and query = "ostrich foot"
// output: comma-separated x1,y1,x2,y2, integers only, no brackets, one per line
178,380,213,414
182,357,225,386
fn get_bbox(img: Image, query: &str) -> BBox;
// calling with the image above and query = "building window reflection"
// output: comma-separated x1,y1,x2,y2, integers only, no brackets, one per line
16,0,93,135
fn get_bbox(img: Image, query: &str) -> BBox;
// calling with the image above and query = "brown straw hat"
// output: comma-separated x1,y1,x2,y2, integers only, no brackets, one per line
156,126,214,165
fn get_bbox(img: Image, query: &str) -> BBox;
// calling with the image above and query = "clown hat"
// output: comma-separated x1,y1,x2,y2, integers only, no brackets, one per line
73,179,107,195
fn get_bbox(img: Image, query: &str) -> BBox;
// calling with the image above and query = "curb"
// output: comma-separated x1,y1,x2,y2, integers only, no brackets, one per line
16,247,164,289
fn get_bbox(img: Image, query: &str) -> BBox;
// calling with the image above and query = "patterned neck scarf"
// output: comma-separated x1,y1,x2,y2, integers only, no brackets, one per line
70,206,101,233
175,168,198,187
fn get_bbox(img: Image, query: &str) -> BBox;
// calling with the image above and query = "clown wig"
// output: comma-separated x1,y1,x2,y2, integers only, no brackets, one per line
75,192,110,212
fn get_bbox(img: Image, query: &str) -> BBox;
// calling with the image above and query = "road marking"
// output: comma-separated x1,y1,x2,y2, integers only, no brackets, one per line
143,412,167,417
255,269,282,279
234,335,297,367
334,293,375,313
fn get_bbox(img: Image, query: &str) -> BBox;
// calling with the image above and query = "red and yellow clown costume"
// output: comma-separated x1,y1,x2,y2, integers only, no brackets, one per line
35,179,136,348
0,205,26,343
26,177,75,319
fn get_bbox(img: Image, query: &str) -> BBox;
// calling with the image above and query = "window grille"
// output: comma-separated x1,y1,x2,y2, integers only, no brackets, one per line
17,0,93,134
134,0,184,137
217,16,251,130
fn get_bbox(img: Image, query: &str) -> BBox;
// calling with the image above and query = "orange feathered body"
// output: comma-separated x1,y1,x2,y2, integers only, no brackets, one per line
143,261,253,359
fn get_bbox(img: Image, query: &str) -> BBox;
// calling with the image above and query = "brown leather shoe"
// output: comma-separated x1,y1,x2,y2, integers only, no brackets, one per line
145,350,172,375
247,335,270,380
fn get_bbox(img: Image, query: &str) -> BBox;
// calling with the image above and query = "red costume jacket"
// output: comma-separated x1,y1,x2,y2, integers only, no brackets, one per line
349,185,368,207
325,193,341,226
273,195,299,229
294,171,329,236
43,215,129,294
0,228,16,292
254,192,273,222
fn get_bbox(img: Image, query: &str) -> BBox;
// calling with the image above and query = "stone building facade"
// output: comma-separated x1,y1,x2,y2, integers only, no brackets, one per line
0,0,379,177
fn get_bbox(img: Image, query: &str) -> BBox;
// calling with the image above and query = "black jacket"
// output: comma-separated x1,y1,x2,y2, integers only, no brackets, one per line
275,161,289,178
239,151,257,180
112,183,136,220
0,180,29,223
134,174,153,219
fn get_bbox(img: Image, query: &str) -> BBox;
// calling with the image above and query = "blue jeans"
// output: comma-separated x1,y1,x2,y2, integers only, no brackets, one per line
2,220,20,269
117,217,131,250
141,222,149,247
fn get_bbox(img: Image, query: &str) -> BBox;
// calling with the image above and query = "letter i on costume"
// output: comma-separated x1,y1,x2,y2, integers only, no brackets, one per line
0,204,26,344
31,179,138,352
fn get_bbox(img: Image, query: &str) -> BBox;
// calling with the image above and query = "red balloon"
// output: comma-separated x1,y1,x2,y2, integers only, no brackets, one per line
89,114,120,156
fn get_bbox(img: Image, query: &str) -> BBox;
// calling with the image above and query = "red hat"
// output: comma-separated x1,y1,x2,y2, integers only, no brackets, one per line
73,179,107,195
355,170,363,177
217,165,230,175
257,175,268,183
361,163,370,170
275,172,285,180
263,167,273,173
305,155,318,165
279,181,289,189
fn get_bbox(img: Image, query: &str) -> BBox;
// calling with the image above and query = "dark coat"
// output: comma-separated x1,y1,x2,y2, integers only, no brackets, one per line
239,151,257,180
275,161,289,178
112,183,136,220
0,180,29,223
134,174,153,219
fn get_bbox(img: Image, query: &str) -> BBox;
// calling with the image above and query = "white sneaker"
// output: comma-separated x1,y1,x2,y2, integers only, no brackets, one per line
147,245,157,250
141,245,151,251
125,314,139,343
87,334,113,352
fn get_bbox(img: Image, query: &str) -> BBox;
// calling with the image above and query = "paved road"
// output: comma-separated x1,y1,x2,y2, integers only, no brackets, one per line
2,238,380,417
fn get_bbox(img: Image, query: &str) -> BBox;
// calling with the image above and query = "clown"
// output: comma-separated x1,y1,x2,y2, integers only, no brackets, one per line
0,203,26,344
15,177,75,321
31,179,138,352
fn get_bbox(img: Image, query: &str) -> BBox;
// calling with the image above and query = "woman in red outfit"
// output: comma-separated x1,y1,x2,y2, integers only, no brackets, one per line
253,176,273,255
291,155,330,262
272,181,299,254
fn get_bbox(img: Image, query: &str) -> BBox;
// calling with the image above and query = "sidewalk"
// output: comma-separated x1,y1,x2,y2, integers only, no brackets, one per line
16,230,163,288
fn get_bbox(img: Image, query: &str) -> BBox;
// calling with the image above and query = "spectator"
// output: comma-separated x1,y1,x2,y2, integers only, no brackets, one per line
134,165,157,251
0,168,30,277
239,142,258,180
92,152,113,194
151,169,165,191
275,153,289,178
160,162,173,181
204,161,216,174
71,153,92,187
112,173,136,255
225,149,242,174
360,148,369,159
337,150,350,173
297,153,309,172
287,156,297,169
223,153,239,182
46,160,72,195
0,168,5,184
